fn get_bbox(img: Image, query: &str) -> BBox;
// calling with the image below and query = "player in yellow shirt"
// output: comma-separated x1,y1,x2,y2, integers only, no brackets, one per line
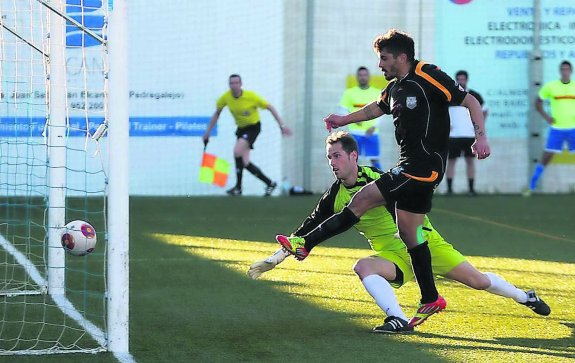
529,60,575,193
203,74,292,196
339,67,382,169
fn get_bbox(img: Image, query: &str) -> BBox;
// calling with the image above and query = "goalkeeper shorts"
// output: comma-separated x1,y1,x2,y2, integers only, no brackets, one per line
372,228,466,288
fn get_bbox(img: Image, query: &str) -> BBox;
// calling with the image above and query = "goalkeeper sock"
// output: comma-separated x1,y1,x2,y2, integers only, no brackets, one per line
485,272,528,303
234,157,244,188
529,163,544,191
303,207,360,250
408,241,439,304
362,274,408,321
245,162,272,186
447,178,453,193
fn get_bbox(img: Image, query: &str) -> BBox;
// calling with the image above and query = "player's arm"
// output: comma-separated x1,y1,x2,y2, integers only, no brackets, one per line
247,248,290,280
535,98,554,124
292,184,337,237
266,104,292,136
324,101,384,131
461,94,490,159
248,186,336,278
202,107,223,143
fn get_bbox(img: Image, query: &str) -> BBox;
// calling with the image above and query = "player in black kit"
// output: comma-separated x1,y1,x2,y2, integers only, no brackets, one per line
276,29,490,327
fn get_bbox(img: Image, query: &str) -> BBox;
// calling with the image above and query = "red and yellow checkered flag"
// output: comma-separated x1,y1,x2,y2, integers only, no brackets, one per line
199,152,230,187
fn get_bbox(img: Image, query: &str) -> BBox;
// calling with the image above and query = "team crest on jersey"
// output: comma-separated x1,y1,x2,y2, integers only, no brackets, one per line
406,96,417,109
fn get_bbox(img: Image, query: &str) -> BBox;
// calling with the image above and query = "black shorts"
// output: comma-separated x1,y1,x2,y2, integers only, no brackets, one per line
448,137,475,159
235,122,261,149
374,166,442,214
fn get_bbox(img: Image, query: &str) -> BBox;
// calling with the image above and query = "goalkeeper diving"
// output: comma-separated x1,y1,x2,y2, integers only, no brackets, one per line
248,131,550,333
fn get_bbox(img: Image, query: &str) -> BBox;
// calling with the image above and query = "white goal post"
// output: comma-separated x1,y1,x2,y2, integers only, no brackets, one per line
0,0,130,359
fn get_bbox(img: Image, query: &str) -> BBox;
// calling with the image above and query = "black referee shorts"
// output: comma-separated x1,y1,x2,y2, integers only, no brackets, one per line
448,137,475,159
235,122,261,149
374,166,442,214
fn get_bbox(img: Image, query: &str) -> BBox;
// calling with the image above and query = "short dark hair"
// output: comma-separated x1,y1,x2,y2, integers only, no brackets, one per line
560,60,572,70
357,66,369,74
373,29,415,62
455,70,468,79
325,131,358,155
229,74,242,81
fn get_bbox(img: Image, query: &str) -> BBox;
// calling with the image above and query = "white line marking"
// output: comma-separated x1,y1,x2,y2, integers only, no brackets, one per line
433,208,575,243
0,234,137,363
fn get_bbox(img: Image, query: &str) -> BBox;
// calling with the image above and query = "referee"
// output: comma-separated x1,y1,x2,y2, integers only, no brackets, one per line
203,74,291,196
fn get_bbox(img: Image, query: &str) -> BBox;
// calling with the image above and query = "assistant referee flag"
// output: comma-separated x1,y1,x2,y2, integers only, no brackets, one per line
199,153,230,187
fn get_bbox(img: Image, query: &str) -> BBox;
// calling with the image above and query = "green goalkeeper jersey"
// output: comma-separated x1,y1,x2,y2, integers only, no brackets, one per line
293,165,434,252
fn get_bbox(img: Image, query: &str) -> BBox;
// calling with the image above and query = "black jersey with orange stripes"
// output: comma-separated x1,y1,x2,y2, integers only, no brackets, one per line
377,60,467,177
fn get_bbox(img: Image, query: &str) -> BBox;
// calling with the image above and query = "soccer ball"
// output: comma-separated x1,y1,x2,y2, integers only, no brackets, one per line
61,220,97,256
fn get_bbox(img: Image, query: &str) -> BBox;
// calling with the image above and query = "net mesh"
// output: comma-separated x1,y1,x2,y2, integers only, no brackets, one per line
0,0,108,354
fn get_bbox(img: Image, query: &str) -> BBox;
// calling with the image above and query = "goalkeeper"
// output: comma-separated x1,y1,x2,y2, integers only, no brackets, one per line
248,131,550,333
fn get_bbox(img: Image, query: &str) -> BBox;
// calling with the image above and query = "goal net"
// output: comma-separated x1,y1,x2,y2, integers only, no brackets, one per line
0,0,125,355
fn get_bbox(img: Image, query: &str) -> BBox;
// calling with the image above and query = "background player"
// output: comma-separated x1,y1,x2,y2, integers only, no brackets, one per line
446,70,488,196
249,131,549,333
528,60,575,194
203,74,292,196
339,66,382,169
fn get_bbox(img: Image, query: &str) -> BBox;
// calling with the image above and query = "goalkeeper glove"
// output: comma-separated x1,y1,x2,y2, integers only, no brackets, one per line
247,248,289,280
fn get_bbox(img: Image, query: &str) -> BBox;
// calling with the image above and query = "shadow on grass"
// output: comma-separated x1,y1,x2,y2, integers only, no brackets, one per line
129,232,447,363
131,196,575,263
417,321,575,360
129,196,575,362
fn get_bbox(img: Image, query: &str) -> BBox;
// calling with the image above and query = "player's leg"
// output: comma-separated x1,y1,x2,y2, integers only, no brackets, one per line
276,181,385,257
353,255,413,333
530,128,564,191
446,138,460,195
394,179,446,326
567,128,575,154
444,262,550,316
428,227,551,317
240,124,276,195
363,134,381,170
464,156,476,196
396,208,441,301
462,137,476,196
228,133,250,195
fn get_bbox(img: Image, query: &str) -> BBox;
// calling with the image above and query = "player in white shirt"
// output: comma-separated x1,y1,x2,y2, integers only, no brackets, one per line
446,70,488,196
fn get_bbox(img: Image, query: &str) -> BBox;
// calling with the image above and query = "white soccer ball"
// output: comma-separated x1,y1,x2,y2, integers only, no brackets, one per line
61,220,97,256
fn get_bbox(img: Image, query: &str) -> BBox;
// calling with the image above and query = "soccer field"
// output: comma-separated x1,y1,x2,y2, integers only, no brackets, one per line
11,194,575,362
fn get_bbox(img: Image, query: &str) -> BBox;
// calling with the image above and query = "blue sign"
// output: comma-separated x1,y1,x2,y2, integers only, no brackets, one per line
0,116,214,137
66,0,105,47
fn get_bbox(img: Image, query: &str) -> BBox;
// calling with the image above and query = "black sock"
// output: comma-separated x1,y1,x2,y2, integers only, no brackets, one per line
303,207,360,250
245,162,272,186
408,241,439,304
447,178,453,193
234,157,244,189
468,178,475,193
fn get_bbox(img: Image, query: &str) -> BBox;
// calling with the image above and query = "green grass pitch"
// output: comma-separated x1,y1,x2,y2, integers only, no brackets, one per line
10,194,575,362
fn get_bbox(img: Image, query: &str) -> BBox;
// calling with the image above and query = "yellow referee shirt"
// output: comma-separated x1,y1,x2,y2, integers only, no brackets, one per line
216,90,269,128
